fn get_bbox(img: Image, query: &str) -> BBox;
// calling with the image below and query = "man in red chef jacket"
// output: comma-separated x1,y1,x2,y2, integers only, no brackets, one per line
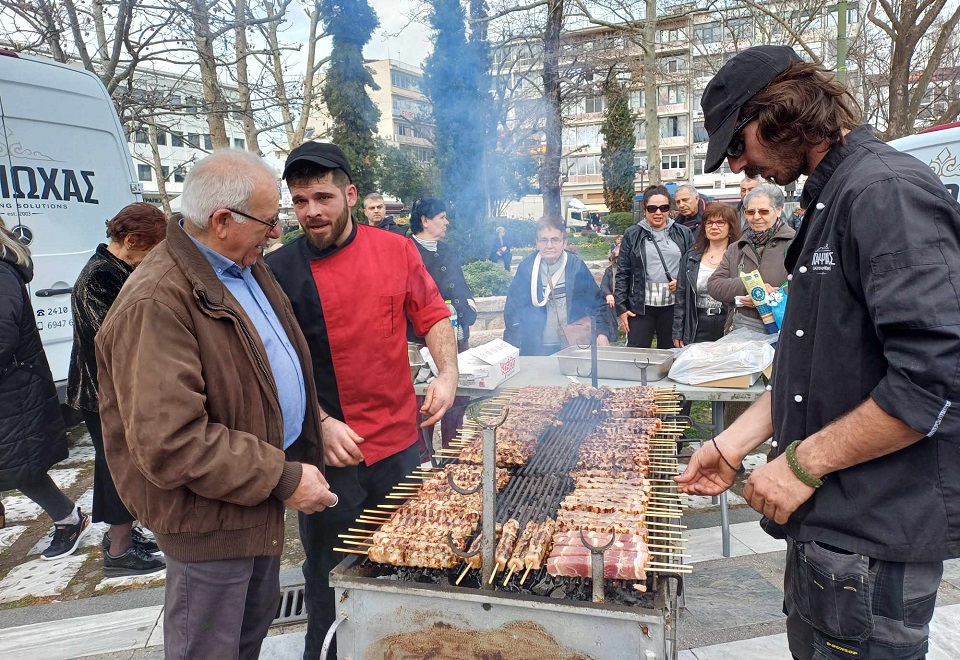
265,143,459,659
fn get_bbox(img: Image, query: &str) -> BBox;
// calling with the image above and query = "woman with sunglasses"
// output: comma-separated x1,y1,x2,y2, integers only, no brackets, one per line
708,183,795,333
614,186,693,348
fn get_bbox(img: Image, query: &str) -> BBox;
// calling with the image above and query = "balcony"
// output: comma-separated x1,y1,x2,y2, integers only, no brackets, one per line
636,135,691,149
386,133,433,148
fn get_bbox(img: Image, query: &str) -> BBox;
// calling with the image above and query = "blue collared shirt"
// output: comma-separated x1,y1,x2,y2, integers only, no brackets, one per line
187,232,306,449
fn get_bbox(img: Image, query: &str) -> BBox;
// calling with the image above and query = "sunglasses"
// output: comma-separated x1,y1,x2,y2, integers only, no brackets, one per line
726,114,757,159
645,204,671,213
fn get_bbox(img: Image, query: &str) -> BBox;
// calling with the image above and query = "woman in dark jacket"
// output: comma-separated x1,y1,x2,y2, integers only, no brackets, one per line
407,198,476,452
615,186,693,348
672,203,741,346
0,216,89,559
67,203,167,576
600,238,621,342
708,183,795,333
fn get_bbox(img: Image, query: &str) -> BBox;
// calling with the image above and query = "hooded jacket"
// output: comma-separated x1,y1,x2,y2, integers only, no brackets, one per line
95,218,323,562
0,245,68,491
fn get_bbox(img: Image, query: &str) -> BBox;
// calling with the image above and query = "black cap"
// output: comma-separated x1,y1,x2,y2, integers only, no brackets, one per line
283,142,353,182
701,46,802,173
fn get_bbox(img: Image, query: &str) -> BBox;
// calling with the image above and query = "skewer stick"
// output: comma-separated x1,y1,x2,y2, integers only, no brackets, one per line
334,548,370,555
488,563,501,584
521,568,531,584
339,533,374,540
342,539,373,547
502,568,515,585
647,543,687,550
650,552,691,559
456,564,471,585
349,527,379,534
647,521,686,529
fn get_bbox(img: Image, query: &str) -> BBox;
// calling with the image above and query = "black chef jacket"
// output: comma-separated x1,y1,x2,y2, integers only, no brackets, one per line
769,126,960,562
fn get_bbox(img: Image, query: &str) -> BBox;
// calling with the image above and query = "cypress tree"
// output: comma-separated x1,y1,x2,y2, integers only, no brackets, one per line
423,0,487,230
318,0,381,200
600,85,637,212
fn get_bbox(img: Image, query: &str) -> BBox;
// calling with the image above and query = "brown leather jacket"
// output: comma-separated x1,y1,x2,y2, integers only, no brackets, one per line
95,218,323,562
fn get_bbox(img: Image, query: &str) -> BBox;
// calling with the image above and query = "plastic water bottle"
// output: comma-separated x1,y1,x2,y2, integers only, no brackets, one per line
445,300,462,340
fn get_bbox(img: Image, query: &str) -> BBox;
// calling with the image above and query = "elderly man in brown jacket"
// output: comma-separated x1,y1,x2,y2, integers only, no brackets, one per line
96,150,336,660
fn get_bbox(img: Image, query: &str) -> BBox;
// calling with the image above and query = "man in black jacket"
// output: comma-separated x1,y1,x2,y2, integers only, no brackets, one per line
362,193,407,236
677,45,960,660
673,184,703,232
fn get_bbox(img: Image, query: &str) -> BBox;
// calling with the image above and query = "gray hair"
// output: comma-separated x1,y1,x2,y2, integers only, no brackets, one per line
742,174,763,183
180,150,277,230
744,183,785,211
363,193,384,206
676,184,699,197
0,215,31,266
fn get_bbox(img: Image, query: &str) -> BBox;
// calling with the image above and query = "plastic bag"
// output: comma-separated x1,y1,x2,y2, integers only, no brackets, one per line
768,285,789,330
668,328,777,385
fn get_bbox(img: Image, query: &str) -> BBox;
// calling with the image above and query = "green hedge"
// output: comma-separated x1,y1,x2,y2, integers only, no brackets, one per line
280,228,303,244
462,259,513,297
606,212,634,235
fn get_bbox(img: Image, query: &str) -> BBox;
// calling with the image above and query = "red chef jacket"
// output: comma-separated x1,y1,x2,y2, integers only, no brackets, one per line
295,224,448,465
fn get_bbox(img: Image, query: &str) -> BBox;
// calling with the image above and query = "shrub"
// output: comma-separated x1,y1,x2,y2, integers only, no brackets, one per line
463,259,514,297
606,212,633,235
281,228,303,244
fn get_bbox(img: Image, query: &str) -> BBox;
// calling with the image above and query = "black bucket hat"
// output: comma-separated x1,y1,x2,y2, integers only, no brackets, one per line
701,46,802,173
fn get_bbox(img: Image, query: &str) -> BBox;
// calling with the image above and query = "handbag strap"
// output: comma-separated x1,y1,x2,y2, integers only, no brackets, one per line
649,232,672,281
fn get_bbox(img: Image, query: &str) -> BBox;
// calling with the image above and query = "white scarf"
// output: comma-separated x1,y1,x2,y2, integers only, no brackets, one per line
530,251,567,307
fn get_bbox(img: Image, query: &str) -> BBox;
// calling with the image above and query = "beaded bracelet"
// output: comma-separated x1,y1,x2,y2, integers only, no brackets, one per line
785,440,823,488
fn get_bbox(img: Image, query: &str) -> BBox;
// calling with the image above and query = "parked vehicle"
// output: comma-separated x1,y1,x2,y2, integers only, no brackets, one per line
889,122,960,201
0,50,141,396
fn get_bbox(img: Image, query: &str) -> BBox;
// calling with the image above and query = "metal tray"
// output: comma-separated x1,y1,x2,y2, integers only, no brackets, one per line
555,346,674,382
408,343,426,381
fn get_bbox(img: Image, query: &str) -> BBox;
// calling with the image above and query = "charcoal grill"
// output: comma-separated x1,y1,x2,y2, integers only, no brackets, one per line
328,388,688,660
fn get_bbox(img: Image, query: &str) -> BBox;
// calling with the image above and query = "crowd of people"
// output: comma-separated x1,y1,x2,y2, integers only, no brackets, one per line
0,43,958,660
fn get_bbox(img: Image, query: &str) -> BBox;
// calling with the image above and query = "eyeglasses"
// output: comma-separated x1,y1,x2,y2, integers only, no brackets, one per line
225,208,279,229
537,236,565,245
704,219,728,227
645,204,671,213
726,114,757,159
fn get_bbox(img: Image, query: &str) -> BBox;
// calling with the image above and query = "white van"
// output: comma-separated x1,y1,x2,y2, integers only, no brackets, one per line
0,50,141,396
888,122,960,201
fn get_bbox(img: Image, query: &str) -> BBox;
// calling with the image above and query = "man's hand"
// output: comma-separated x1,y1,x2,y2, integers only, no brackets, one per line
674,439,738,496
321,416,364,468
673,339,684,348
618,310,635,333
284,464,338,514
605,294,615,308
743,456,815,524
668,278,677,293
596,334,610,347
421,372,457,427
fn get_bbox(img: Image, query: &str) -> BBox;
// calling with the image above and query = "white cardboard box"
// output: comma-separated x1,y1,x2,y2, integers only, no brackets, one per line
457,339,521,390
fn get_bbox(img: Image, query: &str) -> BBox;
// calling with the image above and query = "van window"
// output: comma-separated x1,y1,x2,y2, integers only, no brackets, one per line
138,164,152,181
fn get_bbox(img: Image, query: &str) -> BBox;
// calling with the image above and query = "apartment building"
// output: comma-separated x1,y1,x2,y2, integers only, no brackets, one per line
123,70,247,208
496,3,862,215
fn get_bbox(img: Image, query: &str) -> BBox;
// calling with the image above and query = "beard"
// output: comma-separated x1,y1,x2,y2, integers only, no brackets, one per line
744,147,808,186
303,204,351,251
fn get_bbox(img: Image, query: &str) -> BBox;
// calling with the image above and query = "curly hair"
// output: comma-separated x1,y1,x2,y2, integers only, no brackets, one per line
106,202,167,249
742,61,861,153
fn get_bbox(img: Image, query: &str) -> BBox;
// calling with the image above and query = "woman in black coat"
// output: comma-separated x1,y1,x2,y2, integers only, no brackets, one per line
67,203,167,576
407,198,476,452
0,216,89,560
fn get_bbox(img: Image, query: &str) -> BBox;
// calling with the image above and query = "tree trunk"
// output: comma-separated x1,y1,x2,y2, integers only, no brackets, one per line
148,126,171,216
191,0,229,149
263,0,297,150
643,0,660,186
540,0,564,220
234,0,261,154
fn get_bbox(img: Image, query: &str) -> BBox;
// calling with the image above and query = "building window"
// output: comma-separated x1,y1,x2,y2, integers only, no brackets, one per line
137,164,152,182
660,154,687,170
161,166,170,181
185,97,198,113
134,128,149,144
393,97,430,121
233,138,245,150
659,115,687,138
628,90,645,110
168,94,181,107
634,154,648,171
174,166,187,183
584,96,605,114
186,133,200,149
156,131,167,146
694,158,705,176
391,70,422,93
658,85,686,106
415,148,433,162
171,131,184,148
693,121,709,143
203,134,213,150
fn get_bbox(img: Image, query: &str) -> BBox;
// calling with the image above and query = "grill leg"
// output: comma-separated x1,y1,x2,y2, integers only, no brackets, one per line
712,401,731,558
